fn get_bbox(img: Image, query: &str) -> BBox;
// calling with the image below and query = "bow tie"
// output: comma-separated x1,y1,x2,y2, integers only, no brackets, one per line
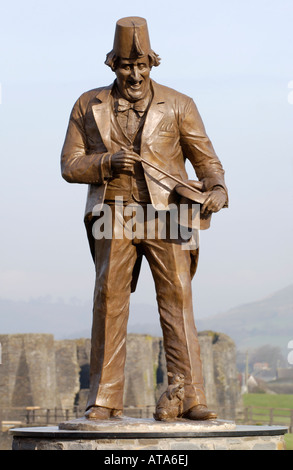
116,98,147,116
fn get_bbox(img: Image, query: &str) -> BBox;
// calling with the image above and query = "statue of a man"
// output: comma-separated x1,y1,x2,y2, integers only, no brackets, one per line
61,17,228,420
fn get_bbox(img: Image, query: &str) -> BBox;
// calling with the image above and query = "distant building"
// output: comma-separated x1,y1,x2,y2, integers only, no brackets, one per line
276,368,293,380
253,362,270,372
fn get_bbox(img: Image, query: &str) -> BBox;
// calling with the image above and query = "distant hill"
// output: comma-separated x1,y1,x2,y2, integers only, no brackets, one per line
0,296,93,339
0,296,160,340
1,285,292,354
196,284,293,353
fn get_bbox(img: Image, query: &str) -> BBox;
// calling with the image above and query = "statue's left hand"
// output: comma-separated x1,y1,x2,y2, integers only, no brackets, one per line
201,188,226,217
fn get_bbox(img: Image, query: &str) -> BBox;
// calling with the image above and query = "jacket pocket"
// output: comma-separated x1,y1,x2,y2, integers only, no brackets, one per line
158,131,176,137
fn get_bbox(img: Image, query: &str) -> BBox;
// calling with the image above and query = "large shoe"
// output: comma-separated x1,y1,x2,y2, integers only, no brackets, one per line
84,406,123,420
183,405,217,421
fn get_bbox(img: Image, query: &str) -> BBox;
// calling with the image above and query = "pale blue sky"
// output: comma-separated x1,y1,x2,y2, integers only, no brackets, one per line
0,0,292,320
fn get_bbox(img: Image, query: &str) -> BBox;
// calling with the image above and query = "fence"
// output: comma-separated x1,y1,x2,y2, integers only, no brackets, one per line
1,405,293,432
238,406,293,433
13,405,232,425
23,405,156,426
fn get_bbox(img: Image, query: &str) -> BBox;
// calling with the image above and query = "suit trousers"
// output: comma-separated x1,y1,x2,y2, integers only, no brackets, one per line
86,204,207,413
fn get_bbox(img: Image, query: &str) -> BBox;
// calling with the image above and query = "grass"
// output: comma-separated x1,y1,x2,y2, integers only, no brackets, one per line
285,433,293,450
242,393,293,409
242,394,293,450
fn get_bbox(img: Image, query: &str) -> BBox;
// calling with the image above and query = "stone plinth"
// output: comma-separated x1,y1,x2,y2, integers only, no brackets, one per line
10,417,287,451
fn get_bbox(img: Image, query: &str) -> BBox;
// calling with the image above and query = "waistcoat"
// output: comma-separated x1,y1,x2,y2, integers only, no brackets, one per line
104,97,151,204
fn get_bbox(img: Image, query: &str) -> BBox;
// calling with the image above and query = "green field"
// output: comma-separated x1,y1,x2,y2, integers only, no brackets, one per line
285,434,293,451
242,394,293,450
243,394,293,409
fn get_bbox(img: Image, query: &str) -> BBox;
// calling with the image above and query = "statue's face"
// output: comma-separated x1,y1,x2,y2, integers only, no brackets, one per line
115,55,151,102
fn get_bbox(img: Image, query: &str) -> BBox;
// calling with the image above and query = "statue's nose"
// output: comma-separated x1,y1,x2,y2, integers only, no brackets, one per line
131,66,140,81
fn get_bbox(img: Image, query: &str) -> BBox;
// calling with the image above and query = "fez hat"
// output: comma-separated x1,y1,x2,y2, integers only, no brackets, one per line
112,17,151,58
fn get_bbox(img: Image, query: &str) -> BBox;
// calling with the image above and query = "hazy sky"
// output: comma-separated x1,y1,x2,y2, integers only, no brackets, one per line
0,0,292,319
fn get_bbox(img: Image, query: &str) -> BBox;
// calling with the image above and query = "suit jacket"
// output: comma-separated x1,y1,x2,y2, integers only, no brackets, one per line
61,80,228,290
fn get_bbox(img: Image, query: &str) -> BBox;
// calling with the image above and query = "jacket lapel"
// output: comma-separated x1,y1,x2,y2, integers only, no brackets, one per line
92,85,113,152
92,81,166,151
142,80,166,142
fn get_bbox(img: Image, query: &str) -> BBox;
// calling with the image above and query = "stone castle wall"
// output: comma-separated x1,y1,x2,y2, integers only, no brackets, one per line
0,331,241,419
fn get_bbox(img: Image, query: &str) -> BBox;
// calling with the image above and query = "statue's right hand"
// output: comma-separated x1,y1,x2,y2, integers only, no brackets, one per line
111,149,140,173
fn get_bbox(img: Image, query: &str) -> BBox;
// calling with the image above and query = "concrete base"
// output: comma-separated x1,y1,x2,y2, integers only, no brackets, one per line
10,417,288,450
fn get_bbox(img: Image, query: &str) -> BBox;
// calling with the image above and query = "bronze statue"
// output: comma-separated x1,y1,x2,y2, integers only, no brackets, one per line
61,17,228,421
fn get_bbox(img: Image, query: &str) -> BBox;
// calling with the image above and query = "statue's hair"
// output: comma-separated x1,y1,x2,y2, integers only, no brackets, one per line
105,49,161,71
